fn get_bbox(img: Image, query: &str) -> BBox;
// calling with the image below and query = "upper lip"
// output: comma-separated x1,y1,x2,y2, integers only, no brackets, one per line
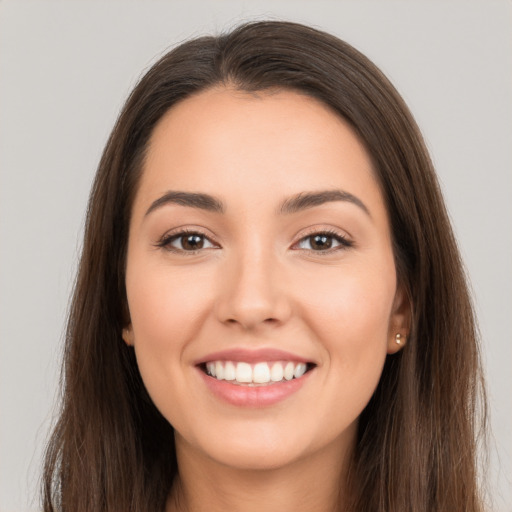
194,348,314,365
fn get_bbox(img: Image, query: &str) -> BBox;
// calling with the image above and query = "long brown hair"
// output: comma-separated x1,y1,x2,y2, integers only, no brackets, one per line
42,21,487,511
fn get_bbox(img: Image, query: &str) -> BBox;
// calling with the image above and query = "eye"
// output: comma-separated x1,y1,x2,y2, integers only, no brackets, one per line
158,230,217,253
294,230,352,252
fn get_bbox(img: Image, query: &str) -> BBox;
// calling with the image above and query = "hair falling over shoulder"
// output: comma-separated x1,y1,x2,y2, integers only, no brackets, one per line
41,21,488,512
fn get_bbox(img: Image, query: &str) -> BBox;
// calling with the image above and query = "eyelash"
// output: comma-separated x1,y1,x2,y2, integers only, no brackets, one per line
295,228,353,253
156,228,353,255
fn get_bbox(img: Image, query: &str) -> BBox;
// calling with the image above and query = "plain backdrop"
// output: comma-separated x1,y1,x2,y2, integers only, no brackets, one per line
0,1,510,511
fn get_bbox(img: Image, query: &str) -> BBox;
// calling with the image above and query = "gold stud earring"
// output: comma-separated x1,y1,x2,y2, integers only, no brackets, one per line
395,333,402,345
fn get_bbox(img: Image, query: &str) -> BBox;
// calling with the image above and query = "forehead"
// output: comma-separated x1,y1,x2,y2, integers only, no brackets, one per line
146,87,369,166
135,86,386,224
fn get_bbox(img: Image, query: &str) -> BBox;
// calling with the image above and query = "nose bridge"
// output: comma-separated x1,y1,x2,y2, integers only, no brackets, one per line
215,235,291,330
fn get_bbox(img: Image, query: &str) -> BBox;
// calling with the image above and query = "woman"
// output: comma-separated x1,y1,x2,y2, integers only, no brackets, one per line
42,21,487,511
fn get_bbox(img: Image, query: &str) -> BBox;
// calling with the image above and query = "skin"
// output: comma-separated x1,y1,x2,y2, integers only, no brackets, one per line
122,87,409,512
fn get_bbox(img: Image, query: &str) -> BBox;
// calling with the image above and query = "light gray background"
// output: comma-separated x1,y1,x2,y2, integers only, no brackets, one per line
0,1,510,511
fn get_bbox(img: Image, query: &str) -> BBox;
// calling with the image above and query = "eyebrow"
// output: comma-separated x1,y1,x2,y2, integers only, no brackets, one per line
145,189,370,218
145,191,225,216
278,190,370,217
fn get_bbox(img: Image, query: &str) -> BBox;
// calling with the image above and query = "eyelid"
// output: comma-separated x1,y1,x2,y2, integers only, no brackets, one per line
155,225,353,255
291,227,353,253
155,227,220,254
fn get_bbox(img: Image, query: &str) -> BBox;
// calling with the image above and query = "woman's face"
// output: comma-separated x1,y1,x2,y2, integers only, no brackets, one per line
123,87,407,470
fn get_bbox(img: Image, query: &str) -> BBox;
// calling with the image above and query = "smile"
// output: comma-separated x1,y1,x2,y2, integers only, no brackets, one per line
195,348,316,407
204,360,311,385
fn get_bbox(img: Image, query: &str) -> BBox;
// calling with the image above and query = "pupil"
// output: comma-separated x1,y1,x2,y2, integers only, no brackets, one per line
183,234,203,250
312,234,332,250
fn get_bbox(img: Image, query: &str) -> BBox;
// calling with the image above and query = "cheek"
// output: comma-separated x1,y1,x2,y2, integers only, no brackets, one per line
297,258,396,343
127,261,212,345
295,260,395,414
124,260,215,409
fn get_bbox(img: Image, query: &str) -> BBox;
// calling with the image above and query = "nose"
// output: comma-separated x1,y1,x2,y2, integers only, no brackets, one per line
215,246,292,331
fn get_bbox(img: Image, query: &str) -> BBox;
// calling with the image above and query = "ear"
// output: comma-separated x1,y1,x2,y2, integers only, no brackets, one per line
122,324,135,346
387,284,411,354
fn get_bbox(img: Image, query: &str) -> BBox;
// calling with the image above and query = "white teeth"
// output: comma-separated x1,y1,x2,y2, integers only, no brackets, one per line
205,360,311,385
284,362,295,381
224,361,236,381
235,362,252,383
215,361,224,380
270,362,284,382
294,363,307,378
206,362,216,377
253,362,271,384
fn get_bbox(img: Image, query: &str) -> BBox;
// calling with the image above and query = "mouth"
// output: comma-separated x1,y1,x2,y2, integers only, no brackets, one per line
199,360,316,386
194,348,317,407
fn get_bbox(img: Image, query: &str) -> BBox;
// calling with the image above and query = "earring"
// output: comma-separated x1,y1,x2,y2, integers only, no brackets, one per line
395,333,402,345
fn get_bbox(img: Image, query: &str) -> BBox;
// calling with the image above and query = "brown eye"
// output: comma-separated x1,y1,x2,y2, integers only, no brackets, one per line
310,234,333,250
180,234,205,250
295,231,352,252
159,231,216,252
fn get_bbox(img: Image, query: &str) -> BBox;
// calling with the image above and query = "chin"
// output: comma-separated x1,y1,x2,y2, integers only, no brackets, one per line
183,419,322,472
207,441,305,471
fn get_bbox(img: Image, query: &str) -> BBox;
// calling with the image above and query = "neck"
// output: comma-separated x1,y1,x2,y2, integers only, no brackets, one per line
166,432,354,512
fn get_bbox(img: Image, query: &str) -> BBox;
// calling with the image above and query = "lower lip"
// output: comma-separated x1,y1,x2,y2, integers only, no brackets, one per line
197,368,311,407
